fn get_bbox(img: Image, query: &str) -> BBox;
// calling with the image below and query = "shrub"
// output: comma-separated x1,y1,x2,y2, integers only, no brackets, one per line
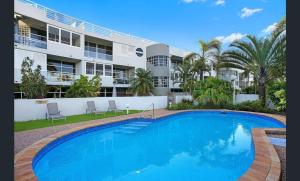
241,85,257,94
267,80,286,107
193,77,233,106
168,102,194,110
234,100,277,113
65,74,101,98
274,89,286,112
20,57,47,99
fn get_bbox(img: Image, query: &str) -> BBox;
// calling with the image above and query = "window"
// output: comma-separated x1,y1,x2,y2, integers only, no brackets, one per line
96,64,103,76
86,62,95,75
61,30,70,45
153,76,169,87
105,65,112,76
72,33,80,47
147,56,169,67
48,26,59,42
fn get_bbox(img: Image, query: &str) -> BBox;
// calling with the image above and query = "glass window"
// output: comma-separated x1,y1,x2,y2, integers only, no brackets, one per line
105,65,112,76
96,64,103,76
72,33,80,47
153,76,169,87
48,26,59,42
61,30,70,45
86,62,95,75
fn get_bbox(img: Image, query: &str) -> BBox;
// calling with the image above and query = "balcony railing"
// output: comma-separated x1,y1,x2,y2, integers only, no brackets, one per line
15,69,79,83
47,71,79,82
84,46,113,61
113,71,134,84
14,33,47,49
17,0,157,45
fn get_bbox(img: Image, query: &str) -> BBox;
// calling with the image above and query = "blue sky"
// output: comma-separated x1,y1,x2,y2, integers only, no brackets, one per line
32,0,285,52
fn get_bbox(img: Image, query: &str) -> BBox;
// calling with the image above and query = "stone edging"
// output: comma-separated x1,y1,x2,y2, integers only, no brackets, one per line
14,110,286,181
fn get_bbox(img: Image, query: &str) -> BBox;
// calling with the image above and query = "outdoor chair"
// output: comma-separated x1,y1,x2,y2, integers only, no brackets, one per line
108,100,123,113
46,102,66,123
86,101,104,115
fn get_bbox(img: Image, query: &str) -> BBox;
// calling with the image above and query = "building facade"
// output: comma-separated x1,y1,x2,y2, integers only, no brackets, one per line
14,0,251,98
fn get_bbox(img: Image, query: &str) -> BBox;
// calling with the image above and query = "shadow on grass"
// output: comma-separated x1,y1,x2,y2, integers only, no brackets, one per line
15,110,142,132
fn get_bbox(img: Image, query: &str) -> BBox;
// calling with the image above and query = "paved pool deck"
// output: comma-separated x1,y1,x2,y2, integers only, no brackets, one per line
14,109,286,181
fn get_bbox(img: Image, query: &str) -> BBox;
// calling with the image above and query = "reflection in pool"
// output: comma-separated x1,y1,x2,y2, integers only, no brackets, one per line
33,111,285,181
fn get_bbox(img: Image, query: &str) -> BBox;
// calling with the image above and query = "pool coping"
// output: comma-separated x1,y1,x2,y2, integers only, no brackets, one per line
14,109,286,181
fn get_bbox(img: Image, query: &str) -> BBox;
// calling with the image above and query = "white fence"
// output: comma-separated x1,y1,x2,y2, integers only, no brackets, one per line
14,96,168,121
235,94,259,104
175,95,193,103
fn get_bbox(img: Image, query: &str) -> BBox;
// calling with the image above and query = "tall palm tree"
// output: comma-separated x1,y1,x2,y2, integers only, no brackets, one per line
175,55,197,93
129,68,153,96
220,27,286,106
192,39,222,80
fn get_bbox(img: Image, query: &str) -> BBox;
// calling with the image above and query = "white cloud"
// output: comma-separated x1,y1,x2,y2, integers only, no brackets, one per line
240,7,263,18
215,0,225,6
181,0,206,3
215,33,246,44
262,23,277,34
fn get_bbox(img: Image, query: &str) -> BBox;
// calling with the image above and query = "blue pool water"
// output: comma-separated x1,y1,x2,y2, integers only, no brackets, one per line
33,111,285,181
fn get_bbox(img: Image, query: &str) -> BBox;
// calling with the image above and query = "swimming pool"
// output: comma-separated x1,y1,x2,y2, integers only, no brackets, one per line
33,111,285,181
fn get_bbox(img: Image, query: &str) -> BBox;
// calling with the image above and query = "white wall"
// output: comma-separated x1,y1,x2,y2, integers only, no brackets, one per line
235,94,259,104
174,95,193,104
14,96,168,121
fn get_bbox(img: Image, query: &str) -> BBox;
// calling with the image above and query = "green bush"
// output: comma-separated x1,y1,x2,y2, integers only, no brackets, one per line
274,89,286,112
193,77,233,106
168,102,194,110
234,100,277,113
168,100,279,114
65,74,101,98
241,85,257,94
267,81,286,107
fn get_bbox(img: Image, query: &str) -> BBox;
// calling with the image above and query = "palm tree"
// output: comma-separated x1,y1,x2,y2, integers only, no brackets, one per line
175,55,197,93
129,68,153,96
220,27,286,106
192,39,222,80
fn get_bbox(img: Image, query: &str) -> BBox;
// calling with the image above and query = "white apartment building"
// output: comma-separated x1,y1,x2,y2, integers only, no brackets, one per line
14,0,250,98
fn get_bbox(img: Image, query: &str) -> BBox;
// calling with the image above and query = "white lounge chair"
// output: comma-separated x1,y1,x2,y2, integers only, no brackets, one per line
46,103,66,123
108,100,123,113
86,101,104,115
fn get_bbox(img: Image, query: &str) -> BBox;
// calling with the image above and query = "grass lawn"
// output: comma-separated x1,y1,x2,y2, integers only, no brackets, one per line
15,110,142,132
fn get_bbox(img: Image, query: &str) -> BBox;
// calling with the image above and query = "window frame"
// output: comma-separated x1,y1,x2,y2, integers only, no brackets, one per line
85,62,95,75
60,29,71,45
48,25,60,42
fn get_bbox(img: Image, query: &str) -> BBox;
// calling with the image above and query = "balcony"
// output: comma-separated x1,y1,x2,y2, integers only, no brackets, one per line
113,68,134,85
14,33,47,49
84,46,113,61
47,71,79,83
16,0,157,45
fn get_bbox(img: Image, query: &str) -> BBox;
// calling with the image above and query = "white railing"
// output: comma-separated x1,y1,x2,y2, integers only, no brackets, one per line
84,46,113,61
47,71,79,82
15,69,79,83
14,33,47,49
140,103,155,119
17,0,157,44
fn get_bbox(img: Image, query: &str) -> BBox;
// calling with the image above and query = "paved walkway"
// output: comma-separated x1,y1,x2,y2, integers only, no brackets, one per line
14,109,180,154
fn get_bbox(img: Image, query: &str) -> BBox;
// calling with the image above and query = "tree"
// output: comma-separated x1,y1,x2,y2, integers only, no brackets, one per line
220,25,286,106
194,39,221,80
174,55,197,93
65,74,101,98
129,68,153,96
20,57,47,99
193,77,233,106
